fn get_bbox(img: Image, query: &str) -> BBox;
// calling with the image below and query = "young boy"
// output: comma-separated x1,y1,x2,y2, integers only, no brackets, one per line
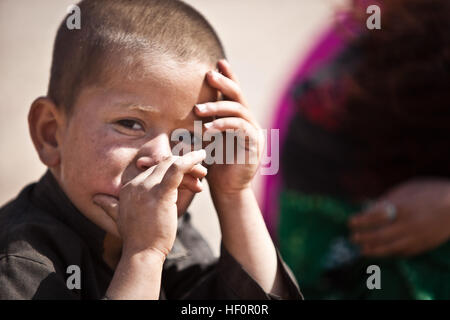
0,0,301,299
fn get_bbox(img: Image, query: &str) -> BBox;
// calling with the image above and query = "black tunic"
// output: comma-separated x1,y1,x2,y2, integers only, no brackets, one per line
0,171,302,300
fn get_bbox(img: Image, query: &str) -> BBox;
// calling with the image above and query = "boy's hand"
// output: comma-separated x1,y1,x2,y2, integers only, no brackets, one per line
93,150,207,259
195,59,264,196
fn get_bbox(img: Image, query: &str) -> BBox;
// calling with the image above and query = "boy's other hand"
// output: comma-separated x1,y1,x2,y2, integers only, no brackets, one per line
195,59,264,196
93,150,207,259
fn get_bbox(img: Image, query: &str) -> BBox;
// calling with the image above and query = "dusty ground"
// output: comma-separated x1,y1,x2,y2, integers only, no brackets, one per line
0,0,348,256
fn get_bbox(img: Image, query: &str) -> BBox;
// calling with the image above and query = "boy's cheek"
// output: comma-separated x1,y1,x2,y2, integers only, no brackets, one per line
61,145,130,203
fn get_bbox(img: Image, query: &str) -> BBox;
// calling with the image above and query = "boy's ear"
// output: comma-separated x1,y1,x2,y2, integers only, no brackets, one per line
28,97,65,168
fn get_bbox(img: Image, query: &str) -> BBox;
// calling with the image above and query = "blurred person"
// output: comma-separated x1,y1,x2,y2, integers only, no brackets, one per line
263,0,450,299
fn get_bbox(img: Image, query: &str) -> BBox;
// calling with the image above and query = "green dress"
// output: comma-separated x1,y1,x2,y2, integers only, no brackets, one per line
279,190,450,299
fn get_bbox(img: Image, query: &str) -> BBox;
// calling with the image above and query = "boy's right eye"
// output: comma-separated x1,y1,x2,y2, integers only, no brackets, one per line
116,119,144,132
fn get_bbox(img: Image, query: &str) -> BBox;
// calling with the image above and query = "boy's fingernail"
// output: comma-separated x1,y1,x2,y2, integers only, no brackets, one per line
204,122,213,129
209,70,220,80
196,104,207,112
197,149,206,157
221,59,230,67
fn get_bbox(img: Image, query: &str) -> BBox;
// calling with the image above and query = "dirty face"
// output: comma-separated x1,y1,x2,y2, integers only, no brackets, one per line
55,57,217,235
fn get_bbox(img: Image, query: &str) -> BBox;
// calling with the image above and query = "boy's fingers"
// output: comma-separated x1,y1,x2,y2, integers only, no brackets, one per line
145,156,179,184
93,194,120,221
102,219,121,238
126,157,169,187
204,117,257,136
206,70,247,106
195,101,255,125
146,161,206,191
159,150,207,193
217,59,239,84
189,163,208,179
140,157,206,191
92,194,121,237
204,117,261,153
179,175,203,193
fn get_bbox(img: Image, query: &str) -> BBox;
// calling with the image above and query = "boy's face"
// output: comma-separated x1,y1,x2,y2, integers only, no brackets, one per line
55,57,216,235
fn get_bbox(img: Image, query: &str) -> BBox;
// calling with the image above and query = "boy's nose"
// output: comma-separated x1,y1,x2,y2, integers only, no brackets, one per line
135,134,173,172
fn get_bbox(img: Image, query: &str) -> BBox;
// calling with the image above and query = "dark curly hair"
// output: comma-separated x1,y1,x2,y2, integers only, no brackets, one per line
335,0,450,198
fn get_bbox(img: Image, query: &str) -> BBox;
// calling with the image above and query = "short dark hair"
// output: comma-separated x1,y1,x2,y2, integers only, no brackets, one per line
47,0,226,113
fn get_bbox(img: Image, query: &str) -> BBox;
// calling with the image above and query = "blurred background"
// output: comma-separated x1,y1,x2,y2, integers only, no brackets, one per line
0,0,349,256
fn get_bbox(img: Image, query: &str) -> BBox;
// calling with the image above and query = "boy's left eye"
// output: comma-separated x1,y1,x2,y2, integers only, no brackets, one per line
116,119,144,131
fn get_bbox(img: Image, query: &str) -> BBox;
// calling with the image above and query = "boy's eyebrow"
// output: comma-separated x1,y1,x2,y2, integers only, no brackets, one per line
113,101,203,123
114,102,161,114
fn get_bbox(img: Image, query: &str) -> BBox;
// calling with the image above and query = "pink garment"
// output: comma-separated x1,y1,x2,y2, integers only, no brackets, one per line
261,19,356,238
